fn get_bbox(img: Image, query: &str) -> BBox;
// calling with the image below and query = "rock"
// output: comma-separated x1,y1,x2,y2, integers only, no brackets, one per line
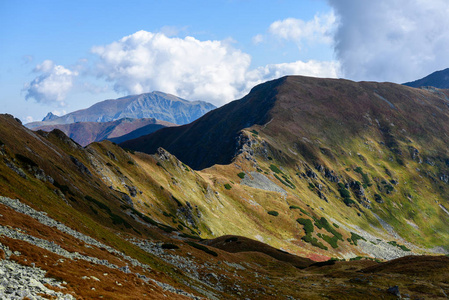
70,156,92,176
387,285,401,298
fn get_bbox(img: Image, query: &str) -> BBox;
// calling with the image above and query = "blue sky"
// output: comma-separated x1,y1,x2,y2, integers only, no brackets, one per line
1,0,449,123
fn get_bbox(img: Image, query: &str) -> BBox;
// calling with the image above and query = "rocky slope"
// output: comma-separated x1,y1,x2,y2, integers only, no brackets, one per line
32,117,175,147
404,67,449,89
26,91,216,129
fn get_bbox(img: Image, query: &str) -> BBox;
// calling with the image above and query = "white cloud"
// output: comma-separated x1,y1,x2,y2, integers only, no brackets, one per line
246,60,340,90
24,60,78,105
252,34,264,45
25,116,34,123
92,30,251,106
91,30,340,106
51,110,66,116
328,0,449,82
268,12,336,47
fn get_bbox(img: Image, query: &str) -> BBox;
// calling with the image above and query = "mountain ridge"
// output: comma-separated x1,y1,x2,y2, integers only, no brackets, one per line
26,91,216,129
403,67,449,89
32,117,176,147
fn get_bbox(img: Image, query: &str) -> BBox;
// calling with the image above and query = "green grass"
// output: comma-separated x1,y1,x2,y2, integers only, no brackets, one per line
267,210,279,216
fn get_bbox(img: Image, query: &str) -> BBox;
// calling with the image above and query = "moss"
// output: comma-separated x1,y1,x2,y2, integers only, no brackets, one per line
267,210,279,216
224,183,232,190
237,172,245,179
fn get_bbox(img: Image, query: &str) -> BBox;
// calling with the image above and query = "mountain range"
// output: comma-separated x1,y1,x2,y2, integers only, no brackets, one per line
2,75,449,299
32,118,176,147
26,91,216,129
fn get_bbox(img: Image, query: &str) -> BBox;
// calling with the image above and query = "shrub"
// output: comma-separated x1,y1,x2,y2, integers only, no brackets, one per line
127,160,135,165
237,172,245,179
250,130,259,135
343,198,356,206
302,235,328,250
15,154,38,167
339,187,351,199
320,234,339,248
296,218,314,235
349,232,366,246
186,241,218,257
314,217,343,241
224,183,232,190
289,205,301,210
267,211,279,216
274,174,295,189
269,164,282,174
161,243,179,250
388,241,411,251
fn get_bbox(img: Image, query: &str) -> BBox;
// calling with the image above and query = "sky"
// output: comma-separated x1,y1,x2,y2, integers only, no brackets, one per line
1,0,449,123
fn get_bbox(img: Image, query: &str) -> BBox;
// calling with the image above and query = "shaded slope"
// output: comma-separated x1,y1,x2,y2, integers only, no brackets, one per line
404,68,449,88
121,77,285,170
121,76,449,170
203,235,314,269
107,123,169,144
32,118,175,147
26,91,216,129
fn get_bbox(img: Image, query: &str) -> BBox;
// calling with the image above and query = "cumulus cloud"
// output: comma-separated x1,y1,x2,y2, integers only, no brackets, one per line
246,60,340,90
268,12,336,47
328,0,449,82
24,60,78,105
92,30,251,106
91,30,340,106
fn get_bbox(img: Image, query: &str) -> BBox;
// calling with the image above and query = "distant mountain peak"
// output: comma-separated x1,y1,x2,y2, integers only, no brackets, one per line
26,91,216,129
403,68,449,89
42,112,58,121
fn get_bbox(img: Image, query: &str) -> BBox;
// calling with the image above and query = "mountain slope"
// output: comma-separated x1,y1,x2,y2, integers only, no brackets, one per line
26,91,216,129
2,103,449,299
122,76,449,255
32,117,175,147
121,78,282,170
403,68,449,88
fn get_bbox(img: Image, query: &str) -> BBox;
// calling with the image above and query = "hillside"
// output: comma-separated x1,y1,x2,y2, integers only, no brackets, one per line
26,91,216,129
403,68,449,89
122,76,449,256
32,117,175,147
2,110,449,298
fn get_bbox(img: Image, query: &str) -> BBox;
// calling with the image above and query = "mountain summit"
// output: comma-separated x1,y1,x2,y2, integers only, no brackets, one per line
26,91,216,129
403,68,449,89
